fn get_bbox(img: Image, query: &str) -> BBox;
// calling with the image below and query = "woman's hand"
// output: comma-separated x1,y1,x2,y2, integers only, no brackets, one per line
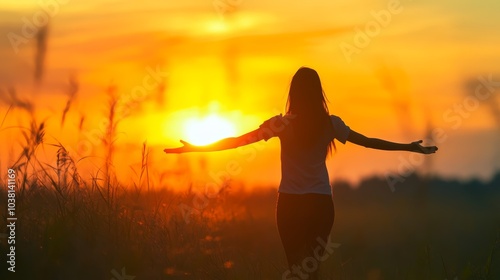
410,140,438,154
164,140,197,154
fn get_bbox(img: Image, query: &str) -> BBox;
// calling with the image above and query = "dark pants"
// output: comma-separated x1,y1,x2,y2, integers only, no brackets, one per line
277,192,335,280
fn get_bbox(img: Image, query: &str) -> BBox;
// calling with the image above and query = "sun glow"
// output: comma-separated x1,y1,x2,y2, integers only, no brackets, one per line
183,114,236,146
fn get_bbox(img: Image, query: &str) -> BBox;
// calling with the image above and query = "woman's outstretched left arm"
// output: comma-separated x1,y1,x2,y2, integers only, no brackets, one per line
164,128,266,154
347,130,438,154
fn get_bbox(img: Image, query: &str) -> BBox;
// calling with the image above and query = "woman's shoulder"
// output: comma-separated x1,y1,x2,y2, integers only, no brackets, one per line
329,114,350,143
329,114,342,121
329,114,347,125
260,113,296,130
263,113,297,123
259,113,296,140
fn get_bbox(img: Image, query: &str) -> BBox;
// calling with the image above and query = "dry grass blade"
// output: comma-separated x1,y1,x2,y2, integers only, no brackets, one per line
0,88,34,114
35,22,49,84
78,114,85,131
0,103,13,131
140,141,151,192
61,76,79,127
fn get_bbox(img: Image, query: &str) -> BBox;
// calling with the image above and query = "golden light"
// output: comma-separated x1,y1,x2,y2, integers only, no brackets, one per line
207,20,229,33
183,114,236,146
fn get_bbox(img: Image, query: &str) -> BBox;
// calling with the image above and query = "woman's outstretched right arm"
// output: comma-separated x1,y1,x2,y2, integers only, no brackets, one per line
346,130,438,154
164,128,267,154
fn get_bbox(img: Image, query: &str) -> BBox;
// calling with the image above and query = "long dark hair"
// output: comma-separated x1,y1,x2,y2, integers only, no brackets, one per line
285,67,335,154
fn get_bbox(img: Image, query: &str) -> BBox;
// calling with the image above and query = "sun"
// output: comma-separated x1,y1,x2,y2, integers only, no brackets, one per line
183,114,236,146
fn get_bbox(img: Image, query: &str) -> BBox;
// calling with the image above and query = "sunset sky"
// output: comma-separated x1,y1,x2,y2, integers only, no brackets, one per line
1,0,499,189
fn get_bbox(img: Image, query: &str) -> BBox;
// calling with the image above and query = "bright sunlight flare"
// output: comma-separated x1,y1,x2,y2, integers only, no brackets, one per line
183,114,236,145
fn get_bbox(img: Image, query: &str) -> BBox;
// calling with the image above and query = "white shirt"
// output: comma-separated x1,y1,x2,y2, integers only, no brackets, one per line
260,114,350,195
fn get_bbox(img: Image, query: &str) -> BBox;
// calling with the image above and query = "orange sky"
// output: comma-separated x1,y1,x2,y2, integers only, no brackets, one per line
1,0,500,189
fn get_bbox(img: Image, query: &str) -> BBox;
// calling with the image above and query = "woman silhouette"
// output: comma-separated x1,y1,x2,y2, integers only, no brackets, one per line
164,67,437,279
